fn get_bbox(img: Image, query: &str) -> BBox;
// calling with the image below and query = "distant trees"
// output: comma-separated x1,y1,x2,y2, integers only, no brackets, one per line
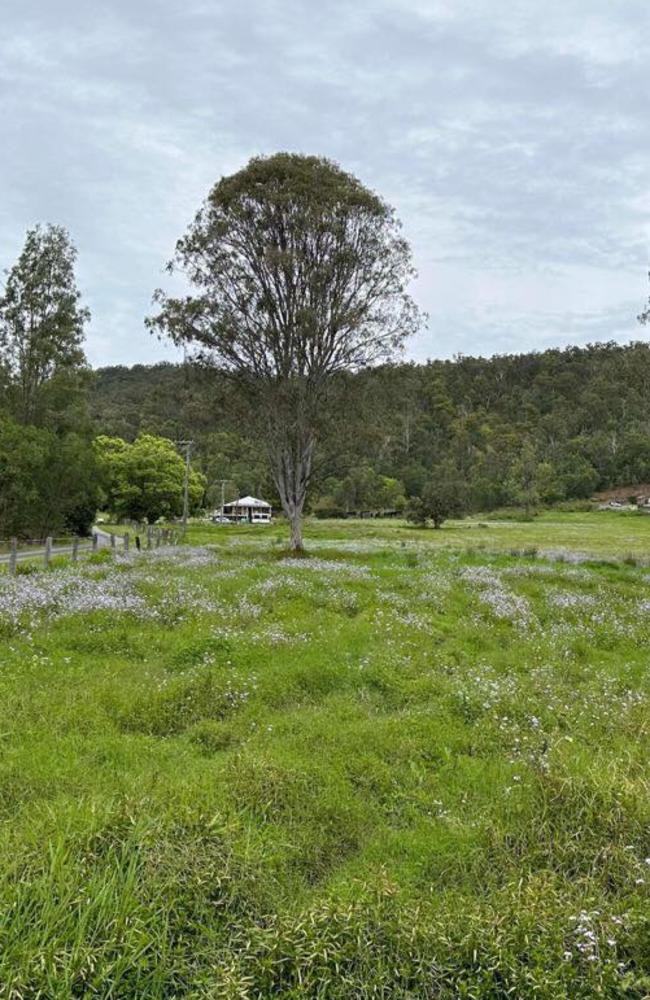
314,465,405,516
198,431,272,509
149,153,420,549
404,465,465,529
508,441,541,516
0,225,97,539
90,341,650,521
0,225,89,425
95,434,205,523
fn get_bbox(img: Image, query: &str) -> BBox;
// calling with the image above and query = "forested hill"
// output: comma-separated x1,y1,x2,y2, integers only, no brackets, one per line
91,341,650,513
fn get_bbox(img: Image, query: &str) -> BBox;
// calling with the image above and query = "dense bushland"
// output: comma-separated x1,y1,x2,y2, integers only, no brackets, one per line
91,340,650,514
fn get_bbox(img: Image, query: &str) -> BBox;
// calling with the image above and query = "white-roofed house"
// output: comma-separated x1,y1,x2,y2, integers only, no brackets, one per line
220,496,272,524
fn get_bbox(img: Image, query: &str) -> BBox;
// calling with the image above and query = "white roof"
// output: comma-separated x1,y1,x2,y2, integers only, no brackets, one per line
226,496,271,508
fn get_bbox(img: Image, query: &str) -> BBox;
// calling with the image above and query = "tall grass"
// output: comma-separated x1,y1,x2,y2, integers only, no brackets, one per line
0,516,648,996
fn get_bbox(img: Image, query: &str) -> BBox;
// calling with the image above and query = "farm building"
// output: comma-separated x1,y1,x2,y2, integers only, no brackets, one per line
218,496,272,524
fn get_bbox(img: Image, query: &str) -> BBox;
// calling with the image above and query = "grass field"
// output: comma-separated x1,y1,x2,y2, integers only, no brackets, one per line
188,508,650,560
0,512,650,997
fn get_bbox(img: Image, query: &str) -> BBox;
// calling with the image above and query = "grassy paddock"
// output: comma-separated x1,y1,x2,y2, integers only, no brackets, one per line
189,508,650,560
0,513,649,996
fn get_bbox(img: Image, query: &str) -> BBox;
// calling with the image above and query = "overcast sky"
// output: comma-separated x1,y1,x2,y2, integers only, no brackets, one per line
2,0,649,368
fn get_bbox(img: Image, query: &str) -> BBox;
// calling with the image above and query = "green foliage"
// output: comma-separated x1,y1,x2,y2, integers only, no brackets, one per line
0,417,98,538
148,154,420,376
0,226,96,539
90,342,650,519
0,224,89,425
318,465,406,514
94,433,205,522
148,153,421,549
405,465,465,528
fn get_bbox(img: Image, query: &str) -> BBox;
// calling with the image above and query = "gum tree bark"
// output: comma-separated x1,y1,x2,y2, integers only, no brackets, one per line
267,410,316,551
148,153,421,550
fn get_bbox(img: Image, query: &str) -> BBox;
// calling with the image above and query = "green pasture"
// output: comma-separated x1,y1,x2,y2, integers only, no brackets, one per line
187,508,650,560
0,513,648,996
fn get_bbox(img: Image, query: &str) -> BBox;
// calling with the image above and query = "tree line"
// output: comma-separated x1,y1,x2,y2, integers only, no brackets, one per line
89,338,650,522
3,153,650,543
0,227,205,538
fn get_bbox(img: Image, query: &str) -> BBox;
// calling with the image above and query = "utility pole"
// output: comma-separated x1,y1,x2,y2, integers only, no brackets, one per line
176,440,194,535
219,479,227,519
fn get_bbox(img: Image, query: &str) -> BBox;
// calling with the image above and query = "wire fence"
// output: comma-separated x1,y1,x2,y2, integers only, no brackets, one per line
0,525,181,576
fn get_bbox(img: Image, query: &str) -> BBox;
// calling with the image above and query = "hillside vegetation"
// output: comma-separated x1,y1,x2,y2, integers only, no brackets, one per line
92,340,650,512
0,514,649,996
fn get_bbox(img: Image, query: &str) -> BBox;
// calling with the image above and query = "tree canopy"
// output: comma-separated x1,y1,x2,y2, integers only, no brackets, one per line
0,225,97,539
405,465,465,529
0,418,98,538
0,224,89,425
149,153,420,548
95,434,205,523
90,340,650,520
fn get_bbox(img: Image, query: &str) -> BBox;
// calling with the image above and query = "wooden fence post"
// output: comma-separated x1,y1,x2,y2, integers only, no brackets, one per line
9,538,17,577
44,537,52,569
92,532,98,553
72,536,79,563
110,532,116,550
124,532,130,552
147,526,153,550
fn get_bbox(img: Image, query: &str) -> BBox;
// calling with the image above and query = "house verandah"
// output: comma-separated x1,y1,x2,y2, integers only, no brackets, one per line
216,496,272,524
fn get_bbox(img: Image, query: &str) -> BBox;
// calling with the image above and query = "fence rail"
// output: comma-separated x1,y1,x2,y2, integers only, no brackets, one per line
0,524,180,576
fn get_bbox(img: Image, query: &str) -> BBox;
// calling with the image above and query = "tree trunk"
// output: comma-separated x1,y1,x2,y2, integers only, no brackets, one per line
288,503,304,551
271,428,315,552
281,494,306,551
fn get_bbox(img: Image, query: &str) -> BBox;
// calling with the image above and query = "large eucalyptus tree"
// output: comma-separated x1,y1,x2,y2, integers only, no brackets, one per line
149,153,421,549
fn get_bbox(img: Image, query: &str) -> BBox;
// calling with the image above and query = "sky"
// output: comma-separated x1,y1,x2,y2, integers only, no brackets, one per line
2,0,650,368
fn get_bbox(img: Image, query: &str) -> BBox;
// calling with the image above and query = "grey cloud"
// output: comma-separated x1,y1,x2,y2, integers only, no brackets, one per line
1,0,649,366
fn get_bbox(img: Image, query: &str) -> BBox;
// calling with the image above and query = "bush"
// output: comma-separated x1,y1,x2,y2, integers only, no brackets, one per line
405,468,464,529
0,419,99,539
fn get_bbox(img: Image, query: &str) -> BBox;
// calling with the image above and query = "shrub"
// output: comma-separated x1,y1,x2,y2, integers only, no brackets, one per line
405,468,464,529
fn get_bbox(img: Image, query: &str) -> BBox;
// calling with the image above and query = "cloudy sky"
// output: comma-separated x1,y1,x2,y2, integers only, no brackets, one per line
2,0,649,367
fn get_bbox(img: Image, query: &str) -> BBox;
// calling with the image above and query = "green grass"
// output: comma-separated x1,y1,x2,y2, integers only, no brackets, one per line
0,514,649,996
186,508,650,560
